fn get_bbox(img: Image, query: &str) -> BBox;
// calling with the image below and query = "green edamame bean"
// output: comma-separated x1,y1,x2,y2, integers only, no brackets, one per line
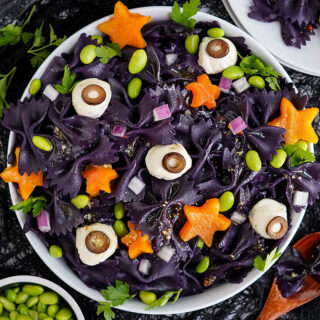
219,191,234,212
196,256,210,273
245,150,262,171
43,318,53,320
80,45,97,64
46,305,58,318
0,297,15,312
22,286,44,297
9,311,19,320
16,316,32,320
37,303,46,313
196,238,204,249
127,78,142,99
49,245,63,258
248,76,265,90
0,316,9,320
39,292,58,305
296,139,308,151
12,289,20,295
128,49,148,74
207,27,225,38
270,149,287,168
91,35,103,44
28,310,38,320
113,220,129,237
114,202,125,220
184,35,200,54
15,293,29,305
1,312,8,317
17,305,28,316
38,313,48,320
222,66,244,80
29,79,41,95
70,195,89,209
0,302,2,315
26,297,38,309
55,308,72,320
139,291,157,305
4,291,16,303
32,136,52,152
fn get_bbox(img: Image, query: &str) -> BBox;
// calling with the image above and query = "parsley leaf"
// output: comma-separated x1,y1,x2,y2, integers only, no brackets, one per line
170,0,200,29
283,143,315,167
95,43,121,64
21,32,34,44
10,196,47,217
97,301,114,320
54,65,77,94
145,289,182,310
0,66,17,118
30,49,50,68
254,247,281,272
265,76,280,92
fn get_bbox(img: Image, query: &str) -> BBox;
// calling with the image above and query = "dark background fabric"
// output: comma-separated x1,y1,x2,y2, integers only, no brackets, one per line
0,0,320,319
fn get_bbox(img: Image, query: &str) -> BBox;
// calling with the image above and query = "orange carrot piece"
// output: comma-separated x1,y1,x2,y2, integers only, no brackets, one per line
83,165,118,197
98,1,151,49
185,74,221,109
268,98,319,145
121,222,153,259
179,198,231,247
0,147,43,200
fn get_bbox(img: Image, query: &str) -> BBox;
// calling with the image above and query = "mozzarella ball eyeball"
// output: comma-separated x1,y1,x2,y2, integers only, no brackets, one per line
198,37,238,75
72,78,111,118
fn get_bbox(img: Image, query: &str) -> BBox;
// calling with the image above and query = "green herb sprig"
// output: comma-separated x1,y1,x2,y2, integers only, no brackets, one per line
170,0,201,29
54,65,77,94
254,247,281,272
95,43,122,64
10,196,47,217
283,143,315,167
145,289,182,310
0,66,17,117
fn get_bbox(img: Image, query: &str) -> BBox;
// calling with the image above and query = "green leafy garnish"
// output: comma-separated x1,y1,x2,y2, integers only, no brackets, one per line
95,43,122,64
254,247,281,272
54,65,77,94
170,0,200,29
145,289,182,310
97,280,136,320
10,196,47,217
0,66,17,118
30,49,51,68
283,143,315,167
265,76,280,92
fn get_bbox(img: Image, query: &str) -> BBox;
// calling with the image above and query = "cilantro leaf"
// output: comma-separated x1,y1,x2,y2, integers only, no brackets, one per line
170,0,200,29
54,65,76,95
265,76,280,92
0,24,23,46
283,143,315,167
254,247,281,272
49,24,66,46
145,289,182,310
95,44,121,64
97,301,115,320
32,21,46,48
0,66,16,117
10,196,47,216
30,49,50,68
21,32,34,44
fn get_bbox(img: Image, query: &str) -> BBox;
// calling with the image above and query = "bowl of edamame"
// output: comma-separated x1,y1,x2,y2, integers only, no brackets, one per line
0,276,84,320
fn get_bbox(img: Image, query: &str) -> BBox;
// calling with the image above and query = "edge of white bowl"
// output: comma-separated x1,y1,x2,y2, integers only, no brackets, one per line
6,6,306,315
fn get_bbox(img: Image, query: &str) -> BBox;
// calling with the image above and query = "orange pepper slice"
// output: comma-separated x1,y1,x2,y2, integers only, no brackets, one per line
268,98,319,145
83,165,118,197
98,1,151,49
185,74,221,109
179,198,231,247
121,222,153,259
0,147,43,200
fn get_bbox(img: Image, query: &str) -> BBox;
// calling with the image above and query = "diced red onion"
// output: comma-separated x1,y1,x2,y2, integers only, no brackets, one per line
230,211,246,224
293,191,309,207
153,104,171,122
139,259,152,275
229,116,247,134
128,176,146,194
165,53,178,66
37,210,51,233
157,245,175,263
111,123,127,137
219,77,232,94
232,77,250,94
43,84,59,101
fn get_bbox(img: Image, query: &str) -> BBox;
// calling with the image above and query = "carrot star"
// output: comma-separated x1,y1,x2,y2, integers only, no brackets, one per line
83,165,118,197
0,147,43,200
179,198,231,247
121,222,153,259
98,1,152,49
185,74,221,109
268,98,319,145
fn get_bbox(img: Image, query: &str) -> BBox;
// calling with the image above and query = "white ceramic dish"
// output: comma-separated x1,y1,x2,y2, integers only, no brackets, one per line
222,0,320,76
0,275,85,319
7,6,307,315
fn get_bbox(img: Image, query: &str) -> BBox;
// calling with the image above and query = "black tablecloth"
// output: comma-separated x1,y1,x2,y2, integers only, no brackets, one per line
1,1,320,319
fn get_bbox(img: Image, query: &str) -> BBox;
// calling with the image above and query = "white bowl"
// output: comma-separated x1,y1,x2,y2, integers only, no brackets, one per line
7,6,306,315
0,275,85,319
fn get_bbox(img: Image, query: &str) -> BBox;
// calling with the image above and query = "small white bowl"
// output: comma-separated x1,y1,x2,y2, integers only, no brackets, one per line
0,275,85,319
7,5,306,316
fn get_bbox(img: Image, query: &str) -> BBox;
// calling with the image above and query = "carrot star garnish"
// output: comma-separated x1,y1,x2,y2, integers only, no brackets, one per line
83,164,118,197
179,198,231,247
268,98,319,145
98,1,152,49
121,222,153,259
185,74,221,109
0,147,43,200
